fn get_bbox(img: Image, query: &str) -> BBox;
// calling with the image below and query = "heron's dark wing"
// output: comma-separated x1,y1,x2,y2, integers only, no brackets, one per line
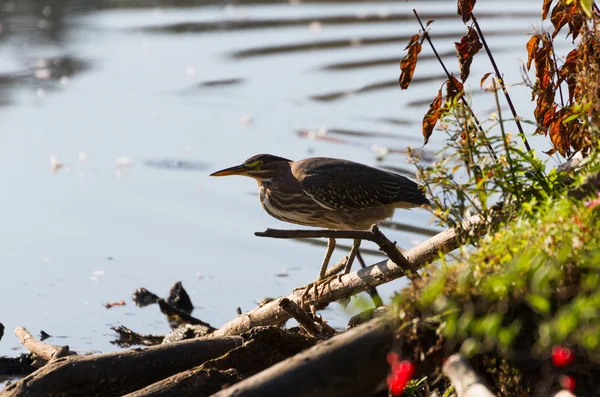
292,158,428,211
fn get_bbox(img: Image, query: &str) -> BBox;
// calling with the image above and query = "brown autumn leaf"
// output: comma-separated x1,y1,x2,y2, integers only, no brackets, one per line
568,11,584,41
558,49,579,103
404,34,421,50
480,72,493,89
542,104,557,127
422,89,443,145
455,27,483,81
534,37,554,91
550,0,574,38
446,76,464,101
526,34,541,70
549,110,570,156
426,19,435,27
457,0,476,23
542,0,553,20
399,40,422,90
534,87,555,134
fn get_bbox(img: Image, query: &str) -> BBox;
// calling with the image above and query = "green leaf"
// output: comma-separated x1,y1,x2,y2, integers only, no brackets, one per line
526,294,551,315
580,0,593,17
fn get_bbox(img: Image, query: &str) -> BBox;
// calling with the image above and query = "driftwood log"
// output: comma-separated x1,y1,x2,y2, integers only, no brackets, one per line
211,317,395,397
442,354,494,397
123,326,318,397
0,336,242,397
13,327,70,361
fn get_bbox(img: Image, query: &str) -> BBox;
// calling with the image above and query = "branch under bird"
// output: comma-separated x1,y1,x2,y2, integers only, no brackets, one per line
210,154,429,286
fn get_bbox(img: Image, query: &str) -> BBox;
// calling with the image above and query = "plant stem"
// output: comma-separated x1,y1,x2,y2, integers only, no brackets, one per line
492,79,519,197
413,9,498,163
471,14,532,153
551,42,565,107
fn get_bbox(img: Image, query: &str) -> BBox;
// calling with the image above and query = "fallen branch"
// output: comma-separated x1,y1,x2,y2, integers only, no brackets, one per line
278,298,325,337
212,317,395,397
213,214,484,337
442,354,494,397
14,327,70,361
256,225,420,278
0,335,242,397
123,326,317,397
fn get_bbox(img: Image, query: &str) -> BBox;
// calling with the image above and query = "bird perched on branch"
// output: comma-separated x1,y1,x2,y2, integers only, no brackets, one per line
210,154,429,284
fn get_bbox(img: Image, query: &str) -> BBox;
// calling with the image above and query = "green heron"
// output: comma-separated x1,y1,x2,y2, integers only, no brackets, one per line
210,154,429,284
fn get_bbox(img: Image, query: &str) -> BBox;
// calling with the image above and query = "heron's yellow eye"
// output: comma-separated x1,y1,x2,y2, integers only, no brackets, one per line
245,160,264,169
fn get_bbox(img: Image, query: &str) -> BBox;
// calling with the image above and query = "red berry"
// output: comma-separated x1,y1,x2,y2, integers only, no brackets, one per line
559,375,576,391
386,352,400,365
387,360,415,396
552,345,574,368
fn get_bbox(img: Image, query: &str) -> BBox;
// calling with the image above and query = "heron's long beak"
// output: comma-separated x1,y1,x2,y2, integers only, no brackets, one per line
210,164,248,177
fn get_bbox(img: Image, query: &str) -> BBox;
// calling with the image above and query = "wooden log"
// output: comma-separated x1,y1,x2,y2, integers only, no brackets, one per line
211,318,395,397
0,336,242,397
123,326,318,397
14,327,70,361
442,354,494,397
213,214,484,337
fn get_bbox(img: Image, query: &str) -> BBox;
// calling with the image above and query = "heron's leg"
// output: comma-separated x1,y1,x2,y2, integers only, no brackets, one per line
297,237,336,309
318,238,336,280
342,239,361,274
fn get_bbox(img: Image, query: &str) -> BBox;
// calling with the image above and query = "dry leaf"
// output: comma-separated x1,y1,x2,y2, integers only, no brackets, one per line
422,89,443,145
399,40,422,89
526,34,541,70
455,27,483,81
457,0,476,23
542,0,553,19
480,72,493,89
446,76,464,101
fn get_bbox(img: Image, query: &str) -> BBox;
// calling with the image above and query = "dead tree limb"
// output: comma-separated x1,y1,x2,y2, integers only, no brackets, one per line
213,214,484,337
14,327,70,361
0,336,242,397
122,326,318,397
442,354,494,397
211,317,396,397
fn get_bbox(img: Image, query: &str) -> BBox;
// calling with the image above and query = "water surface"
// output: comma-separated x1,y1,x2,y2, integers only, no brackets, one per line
0,0,554,368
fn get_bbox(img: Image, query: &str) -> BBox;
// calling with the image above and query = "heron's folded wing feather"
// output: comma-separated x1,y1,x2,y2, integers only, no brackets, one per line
296,162,426,211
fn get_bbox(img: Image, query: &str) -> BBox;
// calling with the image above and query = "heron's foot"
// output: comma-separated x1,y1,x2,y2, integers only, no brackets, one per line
295,282,318,310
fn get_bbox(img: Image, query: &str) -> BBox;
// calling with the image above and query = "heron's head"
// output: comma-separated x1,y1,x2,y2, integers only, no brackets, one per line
210,154,293,181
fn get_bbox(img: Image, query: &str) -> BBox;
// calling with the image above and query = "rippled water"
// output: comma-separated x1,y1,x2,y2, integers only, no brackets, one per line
0,0,553,369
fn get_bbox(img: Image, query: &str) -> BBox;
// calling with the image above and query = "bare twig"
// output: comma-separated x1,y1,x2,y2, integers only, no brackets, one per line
412,9,498,163
278,298,325,337
442,354,494,397
14,327,70,361
471,14,532,153
256,225,420,279
214,214,486,337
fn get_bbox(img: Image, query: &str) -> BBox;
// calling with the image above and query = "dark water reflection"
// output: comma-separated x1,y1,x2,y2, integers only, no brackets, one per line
0,0,547,368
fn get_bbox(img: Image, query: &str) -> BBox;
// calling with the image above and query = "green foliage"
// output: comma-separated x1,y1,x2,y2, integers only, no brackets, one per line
394,191,600,363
